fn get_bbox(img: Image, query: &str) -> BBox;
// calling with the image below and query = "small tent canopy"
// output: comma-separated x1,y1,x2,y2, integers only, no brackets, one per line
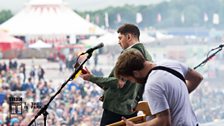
140,32,155,43
85,32,155,46
81,33,118,47
96,33,119,46
29,39,52,48
0,31,24,52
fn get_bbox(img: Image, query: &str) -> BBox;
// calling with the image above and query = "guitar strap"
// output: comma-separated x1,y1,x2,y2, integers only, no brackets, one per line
149,66,186,83
134,66,186,109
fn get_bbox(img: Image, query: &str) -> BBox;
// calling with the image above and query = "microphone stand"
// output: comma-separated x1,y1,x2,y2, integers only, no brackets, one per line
194,45,223,70
28,52,93,126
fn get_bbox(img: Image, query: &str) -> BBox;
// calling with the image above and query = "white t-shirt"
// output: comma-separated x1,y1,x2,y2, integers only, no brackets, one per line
143,60,198,126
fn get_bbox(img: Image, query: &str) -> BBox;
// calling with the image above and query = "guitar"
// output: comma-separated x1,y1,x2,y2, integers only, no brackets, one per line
106,101,151,126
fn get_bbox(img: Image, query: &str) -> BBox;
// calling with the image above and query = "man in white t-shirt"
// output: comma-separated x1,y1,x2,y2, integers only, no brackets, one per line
114,49,203,126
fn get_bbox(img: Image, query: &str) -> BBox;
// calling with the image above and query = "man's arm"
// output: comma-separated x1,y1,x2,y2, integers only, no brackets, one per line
124,109,171,126
80,68,119,89
185,68,203,93
89,76,119,89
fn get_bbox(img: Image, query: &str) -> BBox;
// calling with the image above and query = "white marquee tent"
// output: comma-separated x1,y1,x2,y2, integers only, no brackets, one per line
0,0,106,36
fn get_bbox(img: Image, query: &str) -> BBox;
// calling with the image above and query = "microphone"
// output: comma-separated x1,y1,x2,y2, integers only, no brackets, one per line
211,43,224,51
219,44,224,48
84,43,104,54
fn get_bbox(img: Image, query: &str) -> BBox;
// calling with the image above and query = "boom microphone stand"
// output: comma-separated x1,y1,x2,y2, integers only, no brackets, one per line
28,43,104,126
194,44,223,70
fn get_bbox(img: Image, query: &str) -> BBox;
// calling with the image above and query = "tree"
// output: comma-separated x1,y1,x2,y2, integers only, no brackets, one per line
75,0,224,29
0,10,13,24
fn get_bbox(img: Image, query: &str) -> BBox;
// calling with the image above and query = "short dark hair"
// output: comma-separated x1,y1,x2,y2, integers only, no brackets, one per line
114,49,145,78
117,23,140,40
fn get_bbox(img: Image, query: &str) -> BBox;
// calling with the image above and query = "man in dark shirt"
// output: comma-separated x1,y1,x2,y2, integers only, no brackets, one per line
80,24,153,125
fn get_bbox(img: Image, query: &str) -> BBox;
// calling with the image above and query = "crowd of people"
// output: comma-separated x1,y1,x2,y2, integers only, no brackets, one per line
0,23,224,126
191,80,224,123
1,57,223,126
0,59,104,126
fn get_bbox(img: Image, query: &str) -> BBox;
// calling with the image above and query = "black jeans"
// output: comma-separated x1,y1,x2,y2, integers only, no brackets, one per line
100,109,137,126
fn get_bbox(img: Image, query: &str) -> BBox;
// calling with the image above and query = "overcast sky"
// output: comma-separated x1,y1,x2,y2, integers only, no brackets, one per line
0,0,166,13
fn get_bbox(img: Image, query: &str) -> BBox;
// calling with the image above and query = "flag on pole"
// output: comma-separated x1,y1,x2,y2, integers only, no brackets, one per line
116,13,121,23
213,13,219,25
157,13,162,23
136,12,143,24
204,13,208,22
105,12,109,28
95,15,100,25
181,14,185,23
85,14,90,22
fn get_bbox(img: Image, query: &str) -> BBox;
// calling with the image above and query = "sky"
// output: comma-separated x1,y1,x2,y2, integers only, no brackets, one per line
0,0,166,13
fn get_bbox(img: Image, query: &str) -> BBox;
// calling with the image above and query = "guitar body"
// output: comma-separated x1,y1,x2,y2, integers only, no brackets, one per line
106,101,151,126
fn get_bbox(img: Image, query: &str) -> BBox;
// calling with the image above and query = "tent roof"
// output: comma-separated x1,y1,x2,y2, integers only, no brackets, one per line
0,0,106,36
0,31,24,44
28,0,64,5
29,39,52,48
0,31,24,51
